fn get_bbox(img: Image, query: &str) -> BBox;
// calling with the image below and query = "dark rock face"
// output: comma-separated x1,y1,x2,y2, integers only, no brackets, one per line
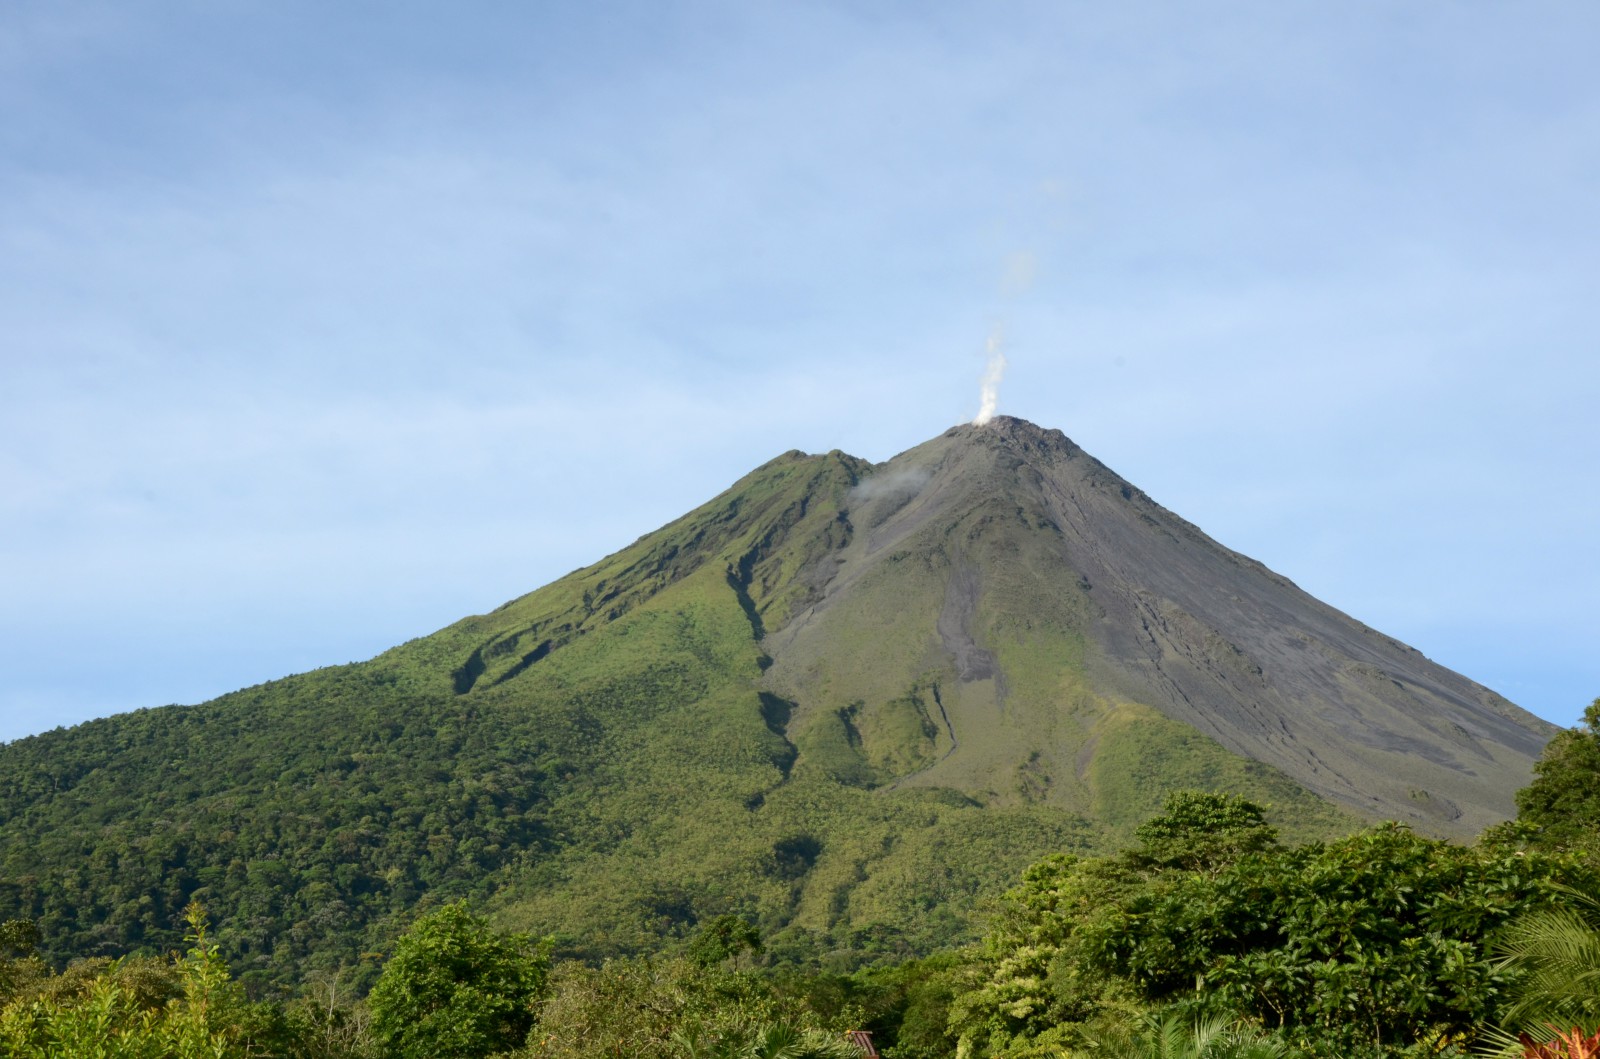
764,416,1552,835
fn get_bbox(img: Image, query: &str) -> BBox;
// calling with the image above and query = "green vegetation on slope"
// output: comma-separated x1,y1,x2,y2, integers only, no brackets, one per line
0,666,555,990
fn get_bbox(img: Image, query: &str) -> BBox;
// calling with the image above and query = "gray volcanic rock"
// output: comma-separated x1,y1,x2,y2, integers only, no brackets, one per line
763,416,1552,835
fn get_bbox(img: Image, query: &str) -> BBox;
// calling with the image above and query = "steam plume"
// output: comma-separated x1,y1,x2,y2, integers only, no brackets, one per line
972,327,1007,425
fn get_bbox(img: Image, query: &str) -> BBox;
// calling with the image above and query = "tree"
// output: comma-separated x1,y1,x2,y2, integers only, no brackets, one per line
1128,791,1279,877
689,915,763,969
1516,698,1600,847
947,852,1146,1056
368,900,549,1059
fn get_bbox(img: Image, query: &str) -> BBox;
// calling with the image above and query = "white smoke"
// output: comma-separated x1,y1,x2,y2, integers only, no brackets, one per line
972,327,1007,426
849,466,931,503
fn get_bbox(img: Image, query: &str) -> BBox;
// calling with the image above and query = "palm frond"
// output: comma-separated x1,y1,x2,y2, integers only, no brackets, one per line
1084,1012,1292,1059
1498,907,1600,1033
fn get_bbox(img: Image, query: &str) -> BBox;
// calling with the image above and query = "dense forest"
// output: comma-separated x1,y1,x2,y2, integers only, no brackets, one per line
2,698,1597,1059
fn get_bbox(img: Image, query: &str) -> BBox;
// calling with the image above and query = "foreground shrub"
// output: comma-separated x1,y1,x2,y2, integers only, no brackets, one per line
368,900,550,1059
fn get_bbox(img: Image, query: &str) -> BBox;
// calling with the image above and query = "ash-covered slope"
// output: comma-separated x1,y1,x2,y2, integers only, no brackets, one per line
763,416,1550,834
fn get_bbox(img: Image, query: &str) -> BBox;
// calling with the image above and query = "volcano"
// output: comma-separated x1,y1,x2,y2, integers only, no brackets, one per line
0,417,1554,977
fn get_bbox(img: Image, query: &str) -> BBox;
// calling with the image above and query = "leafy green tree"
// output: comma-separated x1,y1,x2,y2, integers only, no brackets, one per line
948,852,1145,1056
369,901,549,1059
690,915,764,968
949,787,1597,1059
1516,698,1600,847
1128,791,1279,877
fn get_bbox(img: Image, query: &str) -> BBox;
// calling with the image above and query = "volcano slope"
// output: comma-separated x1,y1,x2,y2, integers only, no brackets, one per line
771,417,1552,826
0,417,1553,984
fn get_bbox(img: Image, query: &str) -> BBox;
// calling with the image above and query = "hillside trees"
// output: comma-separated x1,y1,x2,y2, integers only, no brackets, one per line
529,955,794,1058
0,919,46,1004
0,667,565,990
689,915,764,969
5,765,1600,1059
523,950,920,1058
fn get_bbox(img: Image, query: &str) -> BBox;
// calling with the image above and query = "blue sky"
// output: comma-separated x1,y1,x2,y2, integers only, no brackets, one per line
3,1,1597,744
